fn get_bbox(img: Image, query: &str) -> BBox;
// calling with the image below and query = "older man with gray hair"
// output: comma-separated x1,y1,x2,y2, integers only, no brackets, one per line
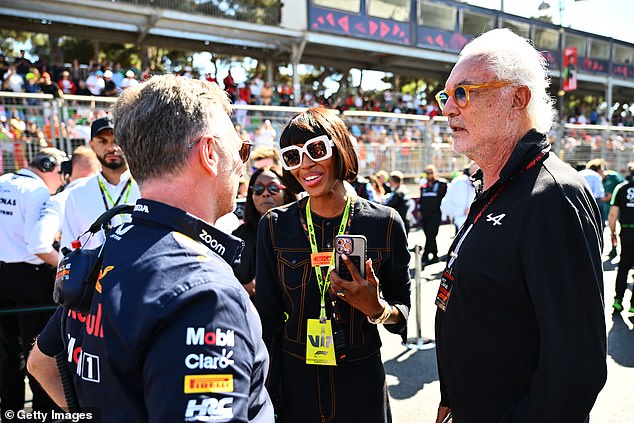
28,75,274,422
434,29,606,423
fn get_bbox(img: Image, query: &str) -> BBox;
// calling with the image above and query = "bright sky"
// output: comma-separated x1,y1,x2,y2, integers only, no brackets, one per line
463,0,634,44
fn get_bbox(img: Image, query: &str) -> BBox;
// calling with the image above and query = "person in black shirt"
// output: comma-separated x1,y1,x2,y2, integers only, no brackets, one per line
418,164,447,265
257,107,411,423
27,74,274,422
232,167,294,298
39,72,62,98
608,162,634,313
433,29,606,423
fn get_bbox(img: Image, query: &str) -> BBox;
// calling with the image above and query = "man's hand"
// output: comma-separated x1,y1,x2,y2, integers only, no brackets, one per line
435,406,452,423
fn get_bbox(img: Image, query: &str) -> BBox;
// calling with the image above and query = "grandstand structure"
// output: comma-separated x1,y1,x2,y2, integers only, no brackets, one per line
1,0,634,107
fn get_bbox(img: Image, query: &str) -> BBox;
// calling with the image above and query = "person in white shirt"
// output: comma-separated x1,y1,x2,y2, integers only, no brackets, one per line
441,162,477,234
35,146,100,252
120,69,139,91
0,148,67,415
60,116,141,251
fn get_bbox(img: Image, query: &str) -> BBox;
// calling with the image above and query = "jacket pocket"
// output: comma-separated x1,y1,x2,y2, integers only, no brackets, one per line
277,250,311,291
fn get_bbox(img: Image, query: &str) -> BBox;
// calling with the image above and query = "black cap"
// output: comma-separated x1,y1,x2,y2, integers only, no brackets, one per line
91,116,114,139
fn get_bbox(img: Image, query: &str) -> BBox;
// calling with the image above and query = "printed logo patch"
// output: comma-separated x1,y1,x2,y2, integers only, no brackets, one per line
184,374,234,393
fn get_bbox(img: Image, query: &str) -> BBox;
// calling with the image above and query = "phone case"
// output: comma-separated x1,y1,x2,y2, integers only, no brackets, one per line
334,235,367,279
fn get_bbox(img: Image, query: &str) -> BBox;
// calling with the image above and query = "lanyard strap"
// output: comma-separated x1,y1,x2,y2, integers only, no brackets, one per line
448,151,548,267
98,175,133,211
304,194,353,322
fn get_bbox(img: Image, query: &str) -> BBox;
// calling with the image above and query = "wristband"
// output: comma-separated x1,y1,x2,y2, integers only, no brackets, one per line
367,301,392,325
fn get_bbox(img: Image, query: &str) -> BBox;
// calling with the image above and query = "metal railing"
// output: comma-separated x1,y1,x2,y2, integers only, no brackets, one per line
3,92,634,178
111,0,282,25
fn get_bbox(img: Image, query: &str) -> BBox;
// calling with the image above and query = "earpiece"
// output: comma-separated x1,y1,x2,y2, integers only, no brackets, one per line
36,156,56,172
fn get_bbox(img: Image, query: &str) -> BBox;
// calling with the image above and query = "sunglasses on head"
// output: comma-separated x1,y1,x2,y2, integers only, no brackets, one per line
188,136,253,164
279,135,335,171
252,182,286,196
435,80,512,112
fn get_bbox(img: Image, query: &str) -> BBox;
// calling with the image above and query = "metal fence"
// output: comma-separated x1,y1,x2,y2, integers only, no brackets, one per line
3,92,634,178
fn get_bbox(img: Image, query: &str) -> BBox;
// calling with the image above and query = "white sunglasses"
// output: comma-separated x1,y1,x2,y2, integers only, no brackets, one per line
278,135,335,171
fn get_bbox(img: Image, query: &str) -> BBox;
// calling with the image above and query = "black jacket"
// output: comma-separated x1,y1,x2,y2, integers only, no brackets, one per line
256,197,411,411
435,130,607,422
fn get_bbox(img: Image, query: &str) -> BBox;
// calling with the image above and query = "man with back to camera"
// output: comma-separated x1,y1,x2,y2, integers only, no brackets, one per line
60,116,141,251
27,74,274,422
608,162,634,314
34,146,101,253
0,148,67,415
433,28,606,423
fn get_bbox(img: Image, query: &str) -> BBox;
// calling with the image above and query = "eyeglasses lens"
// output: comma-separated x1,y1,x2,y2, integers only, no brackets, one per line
252,183,281,196
307,140,328,160
438,92,449,108
282,149,301,168
239,142,252,163
454,87,468,107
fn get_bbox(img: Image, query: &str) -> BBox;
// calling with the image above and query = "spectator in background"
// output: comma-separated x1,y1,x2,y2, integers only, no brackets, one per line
24,72,41,99
250,146,280,171
86,68,104,96
39,72,62,98
602,164,625,258
385,170,414,233
13,49,32,79
75,79,91,96
608,162,634,313
0,54,9,85
260,81,273,105
57,70,76,95
418,164,448,265
279,81,292,106
0,148,67,416
376,170,392,194
120,70,139,90
223,69,237,102
23,120,47,147
254,119,276,150
232,167,293,298
441,162,477,234
579,159,608,223
102,70,118,96
3,67,24,94
367,174,387,203
111,64,124,88
249,74,263,104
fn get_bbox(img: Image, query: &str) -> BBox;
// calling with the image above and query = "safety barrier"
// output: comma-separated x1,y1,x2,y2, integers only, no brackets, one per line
3,92,634,177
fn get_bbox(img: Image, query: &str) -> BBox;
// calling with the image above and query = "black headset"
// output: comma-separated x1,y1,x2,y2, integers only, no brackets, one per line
35,156,57,172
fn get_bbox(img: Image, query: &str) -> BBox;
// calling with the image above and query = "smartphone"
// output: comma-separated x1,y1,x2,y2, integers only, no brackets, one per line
334,235,367,280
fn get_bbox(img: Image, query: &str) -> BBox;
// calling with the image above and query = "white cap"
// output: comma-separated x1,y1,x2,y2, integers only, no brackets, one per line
104,70,113,78
126,70,135,78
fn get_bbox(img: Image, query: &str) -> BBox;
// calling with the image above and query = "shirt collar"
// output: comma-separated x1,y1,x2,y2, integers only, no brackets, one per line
17,168,46,185
473,129,549,194
131,199,244,267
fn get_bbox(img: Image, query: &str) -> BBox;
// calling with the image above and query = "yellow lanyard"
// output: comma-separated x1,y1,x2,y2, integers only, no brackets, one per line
305,194,352,322
98,175,133,210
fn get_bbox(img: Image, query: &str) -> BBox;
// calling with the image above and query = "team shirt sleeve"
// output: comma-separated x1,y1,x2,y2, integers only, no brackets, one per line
142,287,260,423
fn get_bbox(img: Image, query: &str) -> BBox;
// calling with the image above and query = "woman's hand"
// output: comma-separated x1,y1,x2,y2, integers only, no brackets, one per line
329,255,384,319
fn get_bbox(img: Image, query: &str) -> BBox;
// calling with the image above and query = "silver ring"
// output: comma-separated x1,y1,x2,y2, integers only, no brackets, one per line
336,289,345,297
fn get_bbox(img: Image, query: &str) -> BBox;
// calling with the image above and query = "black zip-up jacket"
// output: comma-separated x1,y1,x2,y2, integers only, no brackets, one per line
435,130,607,422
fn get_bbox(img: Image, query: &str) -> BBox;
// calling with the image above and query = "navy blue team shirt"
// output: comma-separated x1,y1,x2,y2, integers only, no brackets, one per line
38,199,274,422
